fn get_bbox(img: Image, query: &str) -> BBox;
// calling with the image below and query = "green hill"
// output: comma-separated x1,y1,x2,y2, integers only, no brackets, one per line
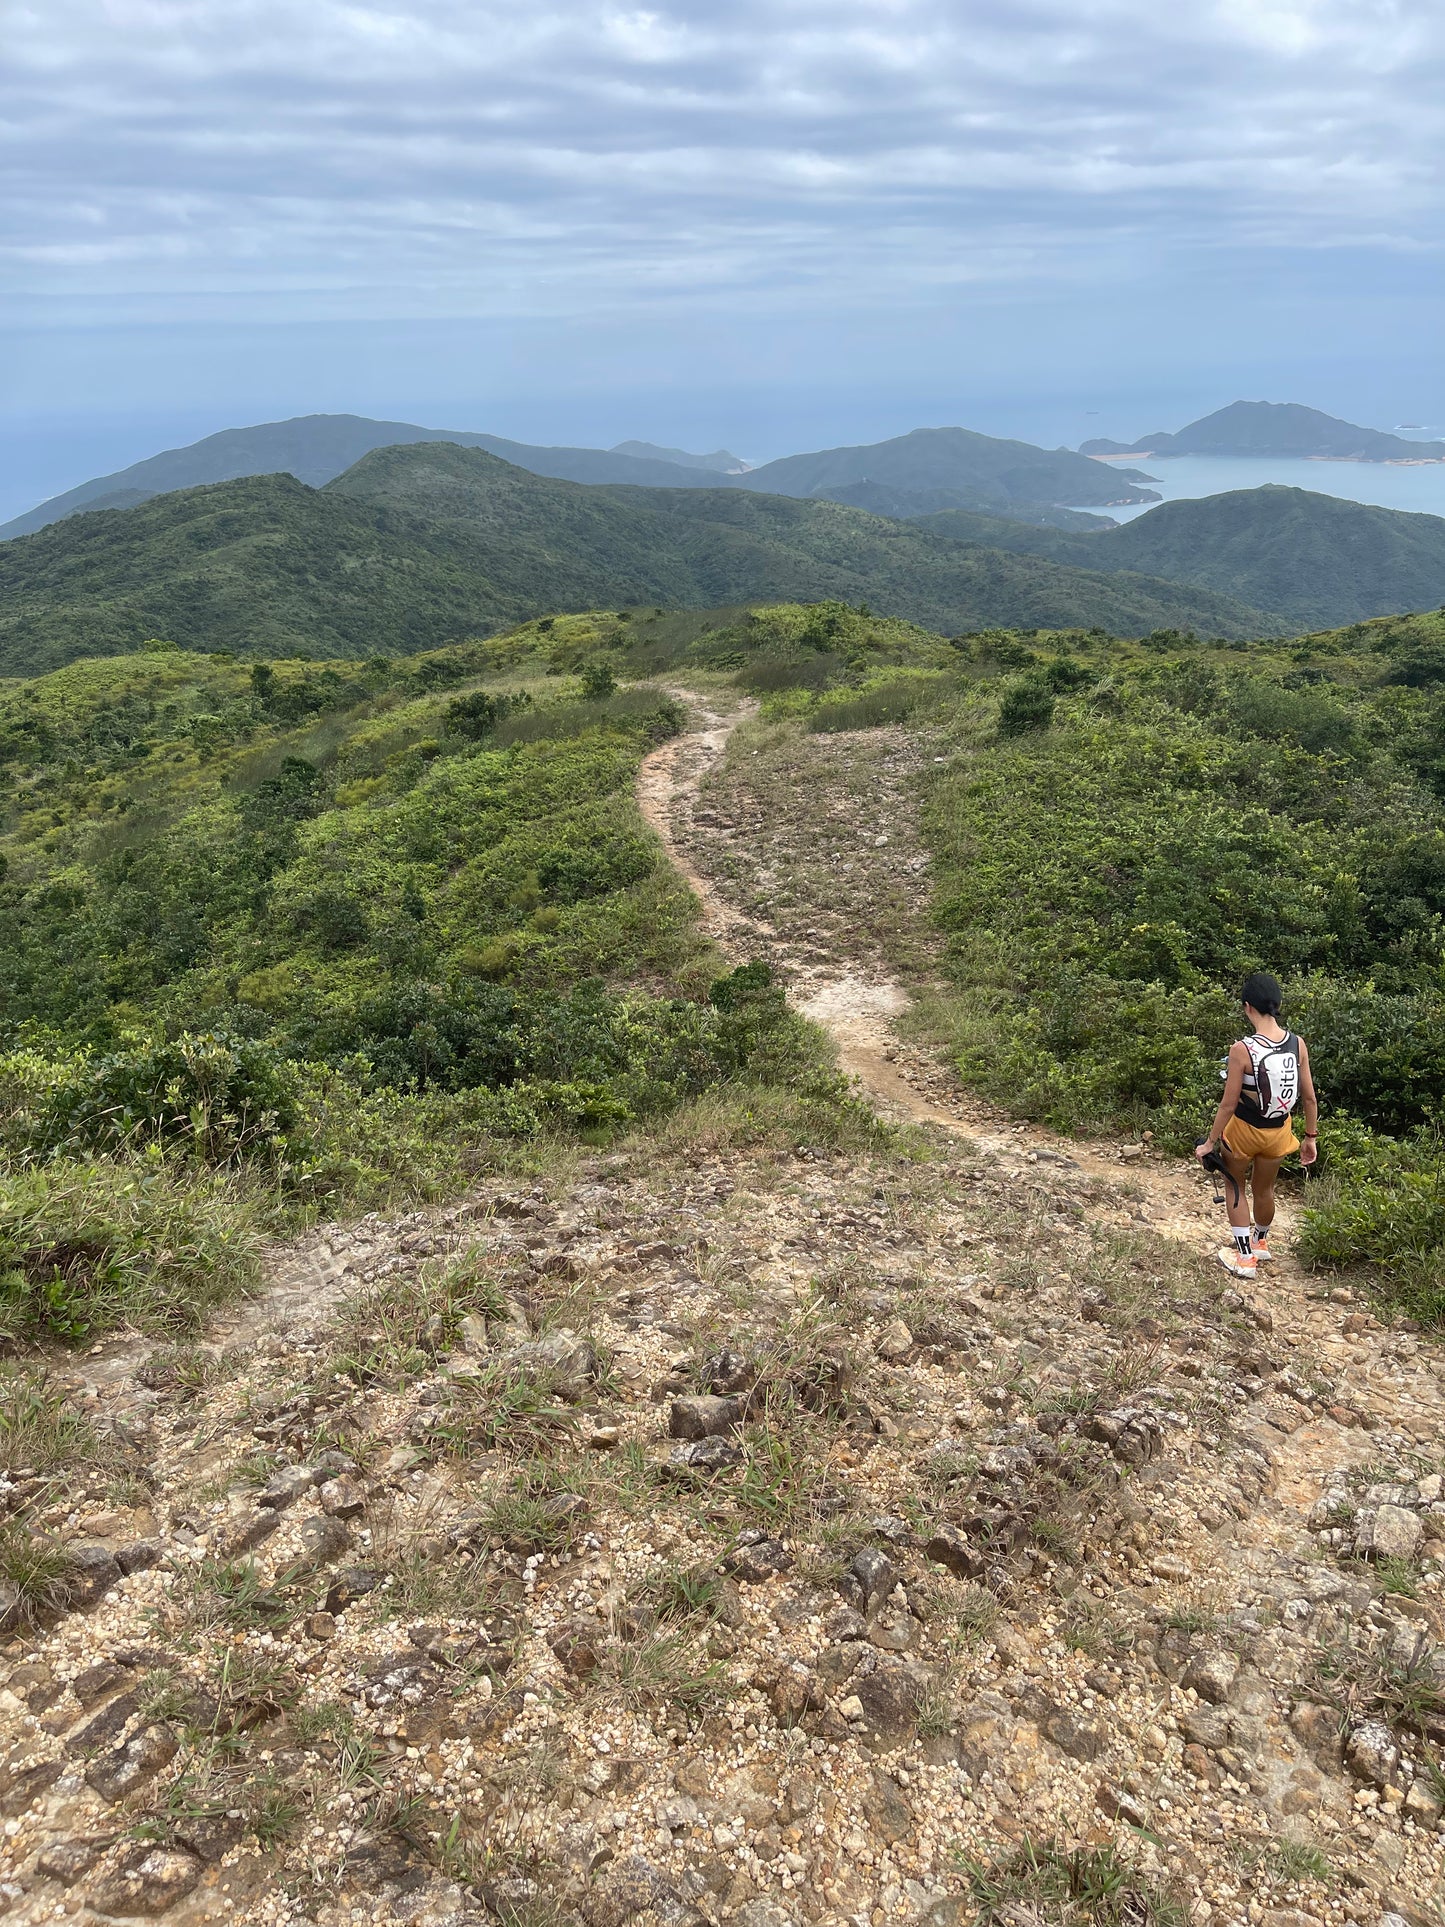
0,413,711,542
0,443,1271,676
735,424,1159,508
921,485,1445,630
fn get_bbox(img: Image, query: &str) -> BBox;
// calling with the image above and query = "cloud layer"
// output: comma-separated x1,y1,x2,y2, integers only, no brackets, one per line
5,0,1443,322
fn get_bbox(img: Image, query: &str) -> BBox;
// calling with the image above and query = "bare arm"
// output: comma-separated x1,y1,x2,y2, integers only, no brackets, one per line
1198,1042,1248,1155
1298,1039,1319,1164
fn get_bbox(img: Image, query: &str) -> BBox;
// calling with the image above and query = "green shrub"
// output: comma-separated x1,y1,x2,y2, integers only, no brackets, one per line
997,675,1055,736
579,659,618,700
0,1032,306,1168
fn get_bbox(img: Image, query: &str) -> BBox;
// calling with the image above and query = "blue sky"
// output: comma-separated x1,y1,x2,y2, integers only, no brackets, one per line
3,0,1443,511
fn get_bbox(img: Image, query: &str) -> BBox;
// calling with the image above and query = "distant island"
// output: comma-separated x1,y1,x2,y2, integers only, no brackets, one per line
1082,399,1445,464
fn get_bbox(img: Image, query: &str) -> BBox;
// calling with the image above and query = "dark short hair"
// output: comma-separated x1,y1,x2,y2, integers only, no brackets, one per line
1241,971,1282,1015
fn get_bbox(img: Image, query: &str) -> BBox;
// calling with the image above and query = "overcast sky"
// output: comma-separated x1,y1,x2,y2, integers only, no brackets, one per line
3,0,1443,501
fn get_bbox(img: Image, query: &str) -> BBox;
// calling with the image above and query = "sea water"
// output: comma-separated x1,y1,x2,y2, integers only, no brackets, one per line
1082,454,1445,524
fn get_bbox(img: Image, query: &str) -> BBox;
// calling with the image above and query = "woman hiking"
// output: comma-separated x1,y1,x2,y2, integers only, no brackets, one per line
1195,972,1318,1279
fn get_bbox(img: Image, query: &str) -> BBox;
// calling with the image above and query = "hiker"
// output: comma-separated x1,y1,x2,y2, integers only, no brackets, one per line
1195,972,1318,1278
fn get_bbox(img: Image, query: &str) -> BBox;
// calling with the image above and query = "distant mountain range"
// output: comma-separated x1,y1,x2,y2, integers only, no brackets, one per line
0,443,1269,677
610,441,750,473
0,414,1158,544
1081,400,1445,463
920,486,1445,630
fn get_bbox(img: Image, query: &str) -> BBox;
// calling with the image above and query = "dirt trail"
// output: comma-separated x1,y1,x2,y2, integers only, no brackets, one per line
637,690,1255,1255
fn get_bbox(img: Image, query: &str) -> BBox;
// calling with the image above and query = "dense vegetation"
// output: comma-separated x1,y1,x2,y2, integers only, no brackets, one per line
0,443,1270,676
885,608,1445,1321
922,486,1445,629
9,585,1445,1339
0,615,880,1340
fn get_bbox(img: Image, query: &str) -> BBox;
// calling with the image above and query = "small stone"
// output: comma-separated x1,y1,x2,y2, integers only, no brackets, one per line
66,1543,121,1605
214,1510,279,1558
114,1540,163,1576
1149,1554,1191,1582
35,1835,115,1885
1096,1783,1147,1827
305,1611,337,1640
669,1395,743,1441
86,1845,201,1917
924,1525,983,1580
862,1770,914,1843
257,1464,324,1510
85,1723,179,1803
848,1546,897,1613
1260,1911,1323,1927
1345,1719,1399,1787
1182,1743,1218,1785
1404,1777,1443,1823
875,1318,913,1361
507,1328,598,1400
297,1514,351,1563
319,1476,366,1519
72,1662,127,1708
1359,1505,1423,1562
1182,1650,1239,1703
722,1538,792,1584
325,1567,383,1615
668,1437,743,1473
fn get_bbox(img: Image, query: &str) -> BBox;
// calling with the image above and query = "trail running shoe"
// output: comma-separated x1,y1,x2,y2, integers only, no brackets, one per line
1216,1246,1258,1279
1252,1234,1276,1264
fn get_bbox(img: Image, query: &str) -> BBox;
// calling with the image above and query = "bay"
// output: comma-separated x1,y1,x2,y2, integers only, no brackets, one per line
1081,454,1445,524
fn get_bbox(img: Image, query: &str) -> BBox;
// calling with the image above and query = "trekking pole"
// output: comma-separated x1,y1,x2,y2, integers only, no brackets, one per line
1195,1140,1241,1211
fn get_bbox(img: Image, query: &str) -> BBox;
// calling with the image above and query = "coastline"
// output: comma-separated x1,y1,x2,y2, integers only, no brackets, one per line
1089,450,1445,467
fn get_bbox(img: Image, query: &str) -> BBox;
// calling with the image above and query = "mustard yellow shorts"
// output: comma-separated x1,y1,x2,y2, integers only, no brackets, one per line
1222,1116,1299,1163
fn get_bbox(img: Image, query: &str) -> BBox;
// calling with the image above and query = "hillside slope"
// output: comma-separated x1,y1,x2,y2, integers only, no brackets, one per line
0,414,711,542
922,485,1445,629
0,445,1273,674
1081,399,1445,461
736,424,1159,508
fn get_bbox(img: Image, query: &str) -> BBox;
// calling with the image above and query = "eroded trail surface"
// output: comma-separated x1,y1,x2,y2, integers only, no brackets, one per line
0,694,1441,1927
